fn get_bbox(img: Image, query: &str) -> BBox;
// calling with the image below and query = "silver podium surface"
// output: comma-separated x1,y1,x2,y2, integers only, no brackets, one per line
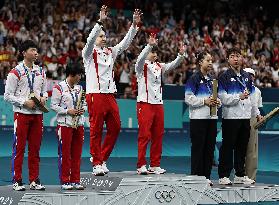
1,172,279,205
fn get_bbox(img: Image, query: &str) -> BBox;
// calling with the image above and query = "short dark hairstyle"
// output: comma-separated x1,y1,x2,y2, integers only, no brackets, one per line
19,40,38,53
196,51,210,64
226,47,241,59
65,63,84,77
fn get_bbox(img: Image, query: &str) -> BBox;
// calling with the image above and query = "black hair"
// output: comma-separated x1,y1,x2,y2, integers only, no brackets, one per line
196,51,210,65
65,63,83,77
226,47,241,59
19,40,38,53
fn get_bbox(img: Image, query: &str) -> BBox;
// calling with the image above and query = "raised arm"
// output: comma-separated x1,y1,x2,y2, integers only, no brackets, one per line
112,9,142,58
162,42,186,73
82,5,108,60
135,33,158,75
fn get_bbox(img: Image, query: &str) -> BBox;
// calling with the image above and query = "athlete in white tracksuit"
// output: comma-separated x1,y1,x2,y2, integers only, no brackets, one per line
82,5,142,175
4,40,47,191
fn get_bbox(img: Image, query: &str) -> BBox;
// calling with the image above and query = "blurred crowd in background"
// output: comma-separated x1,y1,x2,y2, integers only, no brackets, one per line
0,0,279,98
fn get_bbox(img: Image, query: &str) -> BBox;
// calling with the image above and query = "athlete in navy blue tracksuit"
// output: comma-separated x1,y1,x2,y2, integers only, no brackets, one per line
217,47,263,185
185,52,220,186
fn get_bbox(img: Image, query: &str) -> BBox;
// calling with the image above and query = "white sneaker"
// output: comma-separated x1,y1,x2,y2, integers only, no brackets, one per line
90,157,93,163
92,165,105,176
71,183,85,190
148,166,166,174
61,183,73,190
30,179,45,190
137,165,148,175
207,179,213,186
234,176,255,184
13,181,25,191
219,177,233,185
102,161,109,174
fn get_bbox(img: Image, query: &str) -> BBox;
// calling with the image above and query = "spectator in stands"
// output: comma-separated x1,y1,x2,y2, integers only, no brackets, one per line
0,0,279,93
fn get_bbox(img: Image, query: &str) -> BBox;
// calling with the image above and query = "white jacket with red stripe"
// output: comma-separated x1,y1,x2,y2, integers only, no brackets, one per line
50,80,85,127
135,44,184,104
4,61,48,114
82,23,138,94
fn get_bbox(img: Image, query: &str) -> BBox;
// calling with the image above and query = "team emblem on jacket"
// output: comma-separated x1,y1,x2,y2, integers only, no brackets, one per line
104,48,112,55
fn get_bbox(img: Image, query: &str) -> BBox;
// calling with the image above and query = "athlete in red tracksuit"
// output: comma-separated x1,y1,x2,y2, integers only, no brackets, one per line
135,34,186,174
51,64,85,190
4,40,47,191
82,5,142,176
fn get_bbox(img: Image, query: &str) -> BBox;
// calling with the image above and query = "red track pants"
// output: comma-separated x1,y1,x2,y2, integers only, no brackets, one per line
86,93,121,166
12,113,43,182
57,125,84,184
137,102,164,168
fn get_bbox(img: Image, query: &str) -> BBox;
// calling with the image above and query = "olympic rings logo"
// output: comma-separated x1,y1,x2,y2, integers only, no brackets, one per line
155,190,176,203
